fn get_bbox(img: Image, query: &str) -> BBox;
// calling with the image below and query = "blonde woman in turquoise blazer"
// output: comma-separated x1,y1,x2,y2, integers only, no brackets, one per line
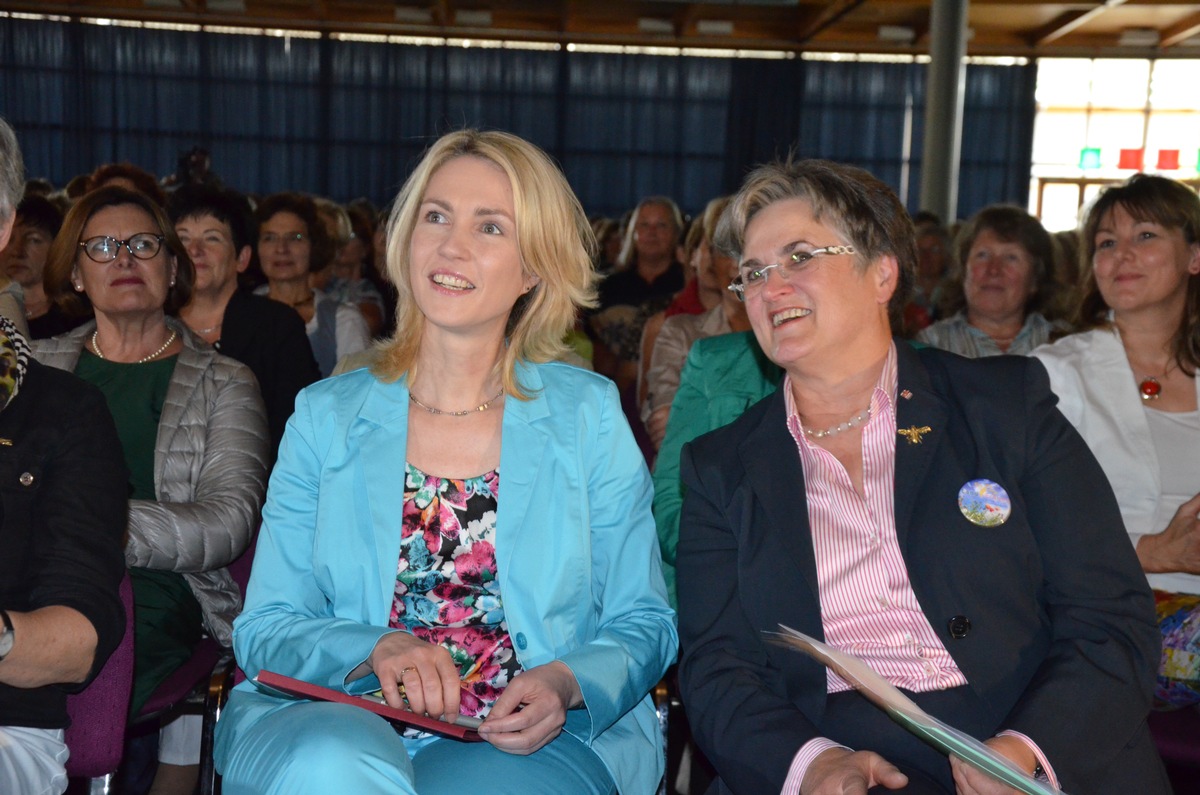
214,130,676,795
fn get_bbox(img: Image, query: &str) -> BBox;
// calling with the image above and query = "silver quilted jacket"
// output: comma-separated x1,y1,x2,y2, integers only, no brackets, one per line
34,317,269,646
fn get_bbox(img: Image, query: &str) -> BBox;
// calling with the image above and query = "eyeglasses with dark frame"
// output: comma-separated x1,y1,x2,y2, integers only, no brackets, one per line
78,234,166,263
727,244,856,302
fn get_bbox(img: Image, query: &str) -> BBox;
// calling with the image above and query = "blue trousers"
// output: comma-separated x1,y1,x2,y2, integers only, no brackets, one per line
214,691,617,795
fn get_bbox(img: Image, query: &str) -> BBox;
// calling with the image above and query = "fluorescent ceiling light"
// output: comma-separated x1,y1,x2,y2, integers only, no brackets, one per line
878,25,914,43
638,17,674,35
456,10,493,27
394,6,433,24
697,20,734,36
1118,28,1160,47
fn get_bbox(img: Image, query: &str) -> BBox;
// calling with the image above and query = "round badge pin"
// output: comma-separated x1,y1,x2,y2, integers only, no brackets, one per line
957,479,1011,527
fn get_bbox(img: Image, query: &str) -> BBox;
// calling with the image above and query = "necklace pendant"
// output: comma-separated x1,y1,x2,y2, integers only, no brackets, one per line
1139,376,1162,401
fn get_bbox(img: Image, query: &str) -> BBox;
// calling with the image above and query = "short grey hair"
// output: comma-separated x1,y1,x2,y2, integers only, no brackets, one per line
0,117,23,224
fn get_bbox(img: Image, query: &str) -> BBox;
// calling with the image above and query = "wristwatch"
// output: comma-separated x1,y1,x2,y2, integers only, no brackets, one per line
0,609,13,661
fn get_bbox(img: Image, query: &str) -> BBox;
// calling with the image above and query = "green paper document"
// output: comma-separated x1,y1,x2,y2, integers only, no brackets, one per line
772,625,1066,795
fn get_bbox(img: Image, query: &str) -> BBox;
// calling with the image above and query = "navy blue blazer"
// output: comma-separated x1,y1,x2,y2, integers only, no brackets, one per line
677,342,1168,794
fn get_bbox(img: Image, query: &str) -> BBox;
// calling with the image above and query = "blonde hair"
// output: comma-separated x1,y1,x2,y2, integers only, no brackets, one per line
374,129,597,398
616,196,684,270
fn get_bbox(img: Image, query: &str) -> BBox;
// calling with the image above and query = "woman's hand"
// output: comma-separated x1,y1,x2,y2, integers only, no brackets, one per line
800,748,908,795
949,736,1034,795
477,661,582,755
1137,492,1200,574
366,631,461,723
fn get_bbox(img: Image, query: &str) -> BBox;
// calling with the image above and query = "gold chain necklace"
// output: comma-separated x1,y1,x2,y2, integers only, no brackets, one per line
409,387,505,417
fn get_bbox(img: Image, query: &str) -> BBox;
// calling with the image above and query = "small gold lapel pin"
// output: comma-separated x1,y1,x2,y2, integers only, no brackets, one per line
900,389,913,400
897,425,932,444
0,438,12,446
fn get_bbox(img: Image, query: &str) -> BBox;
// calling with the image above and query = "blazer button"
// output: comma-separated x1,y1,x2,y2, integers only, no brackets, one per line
515,632,527,650
947,615,971,639
19,472,33,487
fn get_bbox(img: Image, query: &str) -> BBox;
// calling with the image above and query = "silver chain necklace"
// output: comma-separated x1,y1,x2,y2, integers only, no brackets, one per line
409,387,505,417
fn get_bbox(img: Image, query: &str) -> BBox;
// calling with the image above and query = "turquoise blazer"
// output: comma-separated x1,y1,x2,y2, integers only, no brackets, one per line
220,360,677,794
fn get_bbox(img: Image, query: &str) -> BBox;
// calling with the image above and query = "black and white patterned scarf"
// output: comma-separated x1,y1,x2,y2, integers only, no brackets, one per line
0,314,30,413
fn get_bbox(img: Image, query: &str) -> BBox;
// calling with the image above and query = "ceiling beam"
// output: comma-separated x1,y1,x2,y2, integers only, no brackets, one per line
1161,9,1200,47
795,0,865,43
431,0,450,27
1029,0,1126,46
676,2,702,36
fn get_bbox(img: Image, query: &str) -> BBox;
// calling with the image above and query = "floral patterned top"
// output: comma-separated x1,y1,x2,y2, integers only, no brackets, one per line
389,462,522,727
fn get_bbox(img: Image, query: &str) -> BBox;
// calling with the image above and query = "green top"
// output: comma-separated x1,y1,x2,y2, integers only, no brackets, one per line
75,351,177,500
75,350,203,714
651,331,781,608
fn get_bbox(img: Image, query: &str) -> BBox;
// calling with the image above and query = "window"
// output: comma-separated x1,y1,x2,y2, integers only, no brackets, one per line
1030,57,1200,231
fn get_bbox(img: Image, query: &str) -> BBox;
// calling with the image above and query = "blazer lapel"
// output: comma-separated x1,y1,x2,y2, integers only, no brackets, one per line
893,342,949,549
738,388,822,605
351,377,412,625
495,361,550,579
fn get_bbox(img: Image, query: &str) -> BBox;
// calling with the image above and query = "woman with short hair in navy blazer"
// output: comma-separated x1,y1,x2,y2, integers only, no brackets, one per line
675,158,1169,795
214,129,676,795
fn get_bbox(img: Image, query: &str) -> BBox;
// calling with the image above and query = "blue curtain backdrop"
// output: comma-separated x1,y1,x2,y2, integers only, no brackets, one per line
0,17,1034,220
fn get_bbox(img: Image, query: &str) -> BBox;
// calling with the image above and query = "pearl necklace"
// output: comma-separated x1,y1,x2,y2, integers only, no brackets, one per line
92,329,177,364
803,405,873,439
410,387,505,417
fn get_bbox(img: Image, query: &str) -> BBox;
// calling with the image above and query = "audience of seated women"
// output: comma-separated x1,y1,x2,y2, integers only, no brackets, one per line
640,196,748,451
589,195,685,393
1034,173,1200,710
918,205,1065,357
323,202,388,337
14,123,1197,795
902,223,952,332
35,185,269,795
637,215,707,415
1,195,91,338
254,192,370,377
89,161,167,207
169,184,320,459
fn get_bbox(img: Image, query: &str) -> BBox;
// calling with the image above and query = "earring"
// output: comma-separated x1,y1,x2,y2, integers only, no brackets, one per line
73,282,83,292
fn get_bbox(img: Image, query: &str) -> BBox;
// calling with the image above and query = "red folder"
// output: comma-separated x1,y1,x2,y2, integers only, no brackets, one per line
255,670,483,742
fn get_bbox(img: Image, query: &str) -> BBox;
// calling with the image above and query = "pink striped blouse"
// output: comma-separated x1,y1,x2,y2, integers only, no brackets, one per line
779,343,1056,793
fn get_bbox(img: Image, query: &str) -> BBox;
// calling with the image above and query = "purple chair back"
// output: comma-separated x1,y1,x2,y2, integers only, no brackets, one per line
65,572,135,778
227,529,258,595
1148,708,1200,792
137,531,260,721
227,530,259,688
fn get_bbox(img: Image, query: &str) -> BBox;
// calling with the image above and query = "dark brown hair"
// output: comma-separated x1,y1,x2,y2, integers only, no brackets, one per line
254,193,335,278
1077,174,1200,375
45,185,194,316
88,162,166,207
